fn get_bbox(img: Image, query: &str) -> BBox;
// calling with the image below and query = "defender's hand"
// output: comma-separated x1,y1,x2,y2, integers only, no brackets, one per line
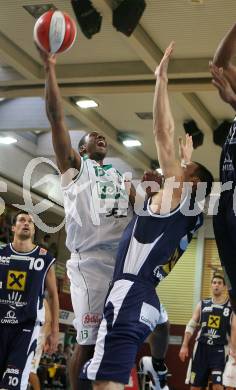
141,170,163,197
155,41,175,81
209,62,236,104
179,134,193,165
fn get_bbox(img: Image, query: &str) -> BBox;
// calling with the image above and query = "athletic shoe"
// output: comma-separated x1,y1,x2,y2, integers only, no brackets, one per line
139,356,169,390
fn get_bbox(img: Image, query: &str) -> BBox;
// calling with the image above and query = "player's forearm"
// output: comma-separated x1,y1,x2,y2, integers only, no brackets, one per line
45,64,65,124
181,332,192,348
45,64,75,170
213,23,236,68
48,293,59,334
153,76,174,139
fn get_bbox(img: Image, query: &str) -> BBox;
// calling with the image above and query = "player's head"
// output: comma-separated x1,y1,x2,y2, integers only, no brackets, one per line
78,131,108,161
184,162,213,199
12,211,35,241
211,273,226,297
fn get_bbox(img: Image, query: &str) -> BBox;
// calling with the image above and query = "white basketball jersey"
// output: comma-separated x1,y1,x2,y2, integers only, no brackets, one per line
61,156,133,258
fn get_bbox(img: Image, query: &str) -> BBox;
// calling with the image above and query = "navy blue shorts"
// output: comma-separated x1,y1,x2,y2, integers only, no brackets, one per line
189,342,227,386
81,279,166,385
213,193,236,311
0,323,40,390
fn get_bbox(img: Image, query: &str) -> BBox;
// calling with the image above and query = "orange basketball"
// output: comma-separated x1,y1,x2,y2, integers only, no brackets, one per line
33,10,77,54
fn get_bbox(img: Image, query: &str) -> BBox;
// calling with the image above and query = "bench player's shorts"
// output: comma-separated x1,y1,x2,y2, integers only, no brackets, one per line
81,278,167,385
67,253,115,345
0,322,40,390
187,341,227,387
213,193,236,311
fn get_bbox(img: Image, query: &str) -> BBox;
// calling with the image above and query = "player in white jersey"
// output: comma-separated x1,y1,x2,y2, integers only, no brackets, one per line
39,49,135,390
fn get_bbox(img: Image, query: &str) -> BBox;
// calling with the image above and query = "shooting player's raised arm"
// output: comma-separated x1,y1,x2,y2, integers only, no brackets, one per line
38,48,81,175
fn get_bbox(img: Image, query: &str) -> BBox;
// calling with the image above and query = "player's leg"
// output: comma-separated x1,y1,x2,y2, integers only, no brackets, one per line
140,304,170,390
67,256,110,390
82,281,161,390
29,373,41,390
1,323,40,390
0,326,8,386
70,344,94,390
29,327,46,390
188,342,209,390
209,344,227,390
214,203,236,356
93,381,124,390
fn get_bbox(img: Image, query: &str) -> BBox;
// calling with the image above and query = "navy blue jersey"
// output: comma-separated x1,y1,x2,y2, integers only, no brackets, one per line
197,298,231,346
220,118,236,184
113,197,203,285
0,243,55,325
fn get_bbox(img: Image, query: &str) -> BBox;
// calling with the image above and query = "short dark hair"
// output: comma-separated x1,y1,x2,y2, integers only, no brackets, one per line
211,273,225,285
194,162,213,197
78,133,89,150
12,211,35,227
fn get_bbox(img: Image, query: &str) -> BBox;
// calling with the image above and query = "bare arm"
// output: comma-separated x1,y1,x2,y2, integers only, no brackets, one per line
212,23,236,90
153,42,183,181
44,265,59,354
179,302,201,362
209,62,236,111
39,49,81,174
43,298,52,338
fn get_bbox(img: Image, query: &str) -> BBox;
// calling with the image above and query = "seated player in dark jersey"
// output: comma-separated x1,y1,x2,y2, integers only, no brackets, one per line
209,22,236,359
0,211,59,390
81,42,213,390
179,273,231,390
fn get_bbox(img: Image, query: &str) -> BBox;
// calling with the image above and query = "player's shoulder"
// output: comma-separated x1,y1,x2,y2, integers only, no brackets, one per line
0,242,10,253
226,299,232,308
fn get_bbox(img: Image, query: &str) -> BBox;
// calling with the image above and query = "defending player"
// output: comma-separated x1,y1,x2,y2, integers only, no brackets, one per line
0,211,59,390
209,21,236,358
81,42,213,390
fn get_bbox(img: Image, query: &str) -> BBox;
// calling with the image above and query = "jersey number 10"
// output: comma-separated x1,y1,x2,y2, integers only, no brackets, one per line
29,258,45,271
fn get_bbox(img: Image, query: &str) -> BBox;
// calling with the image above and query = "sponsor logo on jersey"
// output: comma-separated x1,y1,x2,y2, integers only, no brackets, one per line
82,313,102,327
139,302,160,331
0,256,10,265
208,315,221,329
229,122,236,144
39,248,47,256
7,270,27,291
5,368,19,375
212,371,222,375
202,306,212,312
153,266,164,280
0,292,27,307
222,152,234,172
1,309,18,324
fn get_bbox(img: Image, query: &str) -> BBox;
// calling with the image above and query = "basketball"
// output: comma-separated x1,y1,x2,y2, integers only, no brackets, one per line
33,10,77,54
